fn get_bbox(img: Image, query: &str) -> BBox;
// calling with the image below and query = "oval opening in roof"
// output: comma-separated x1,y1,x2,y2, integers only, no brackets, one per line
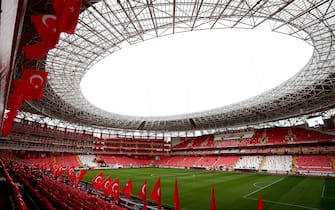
80,24,313,118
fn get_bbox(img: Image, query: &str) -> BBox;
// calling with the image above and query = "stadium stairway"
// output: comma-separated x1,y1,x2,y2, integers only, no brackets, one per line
165,157,173,165
211,156,221,168
196,156,204,165
258,156,266,172
291,155,297,173
330,155,335,172
111,155,118,163
76,155,83,167
52,156,57,164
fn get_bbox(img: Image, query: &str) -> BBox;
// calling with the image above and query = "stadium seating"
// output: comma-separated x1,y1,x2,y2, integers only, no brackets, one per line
295,155,334,174
0,159,28,210
234,156,263,170
261,155,292,173
56,155,81,167
78,155,98,168
212,156,240,170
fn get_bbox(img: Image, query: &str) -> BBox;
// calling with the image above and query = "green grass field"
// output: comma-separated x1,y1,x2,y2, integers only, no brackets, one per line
83,168,335,210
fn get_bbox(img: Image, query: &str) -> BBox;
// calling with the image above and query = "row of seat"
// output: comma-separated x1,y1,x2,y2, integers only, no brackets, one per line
2,158,126,210
0,159,28,210
174,127,334,149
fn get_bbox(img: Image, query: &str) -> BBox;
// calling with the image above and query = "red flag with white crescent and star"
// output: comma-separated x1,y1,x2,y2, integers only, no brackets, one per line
111,178,120,202
22,44,49,60
74,169,88,188
150,177,162,210
21,69,48,101
30,14,60,49
53,0,83,34
102,176,112,197
66,166,75,182
138,181,147,210
92,172,104,191
122,179,132,199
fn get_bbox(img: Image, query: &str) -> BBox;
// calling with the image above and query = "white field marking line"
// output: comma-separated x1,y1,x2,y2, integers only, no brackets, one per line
244,197,320,210
243,177,285,198
253,182,267,189
321,184,325,198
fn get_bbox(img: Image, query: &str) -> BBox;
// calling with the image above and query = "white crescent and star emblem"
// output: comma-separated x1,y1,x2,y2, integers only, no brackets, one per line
141,184,146,194
69,6,75,13
112,183,119,192
95,176,102,183
29,75,44,89
42,15,56,32
157,188,160,196
104,180,110,188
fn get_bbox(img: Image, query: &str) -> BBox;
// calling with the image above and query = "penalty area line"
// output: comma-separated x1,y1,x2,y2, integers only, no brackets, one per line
243,177,321,210
243,177,285,198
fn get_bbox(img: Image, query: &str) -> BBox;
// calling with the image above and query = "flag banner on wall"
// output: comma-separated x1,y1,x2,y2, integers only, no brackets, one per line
21,69,48,100
22,44,49,60
53,0,83,34
30,15,60,48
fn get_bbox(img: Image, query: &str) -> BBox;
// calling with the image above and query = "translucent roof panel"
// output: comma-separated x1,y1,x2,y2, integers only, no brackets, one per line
80,24,313,117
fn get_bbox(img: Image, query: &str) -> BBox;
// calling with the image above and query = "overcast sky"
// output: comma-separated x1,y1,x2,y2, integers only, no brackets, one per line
80,24,313,118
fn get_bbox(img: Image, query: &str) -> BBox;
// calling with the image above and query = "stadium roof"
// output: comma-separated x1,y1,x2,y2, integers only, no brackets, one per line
15,0,335,133
80,25,313,118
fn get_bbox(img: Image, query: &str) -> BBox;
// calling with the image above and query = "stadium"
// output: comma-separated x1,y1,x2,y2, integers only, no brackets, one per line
1,0,335,209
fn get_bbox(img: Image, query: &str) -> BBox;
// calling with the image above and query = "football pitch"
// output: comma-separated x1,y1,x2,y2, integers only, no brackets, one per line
83,168,335,210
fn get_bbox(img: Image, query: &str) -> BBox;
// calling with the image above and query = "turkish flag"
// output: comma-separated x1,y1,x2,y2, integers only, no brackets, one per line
74,169,87,187
66,166,75,181
53,0,83,34
138,181,147,210
7,80,23,119
150,177,161,210
101,176,112,197
111,178,120,202
2,85,22,136
30,15,60,48
7,83,23,116
92,172,104,190
22,44,49,60
257,194,264,210
122,179,132,199
55,166,63,177
174,178,180,210
21,69,48,101
211,184,216,210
